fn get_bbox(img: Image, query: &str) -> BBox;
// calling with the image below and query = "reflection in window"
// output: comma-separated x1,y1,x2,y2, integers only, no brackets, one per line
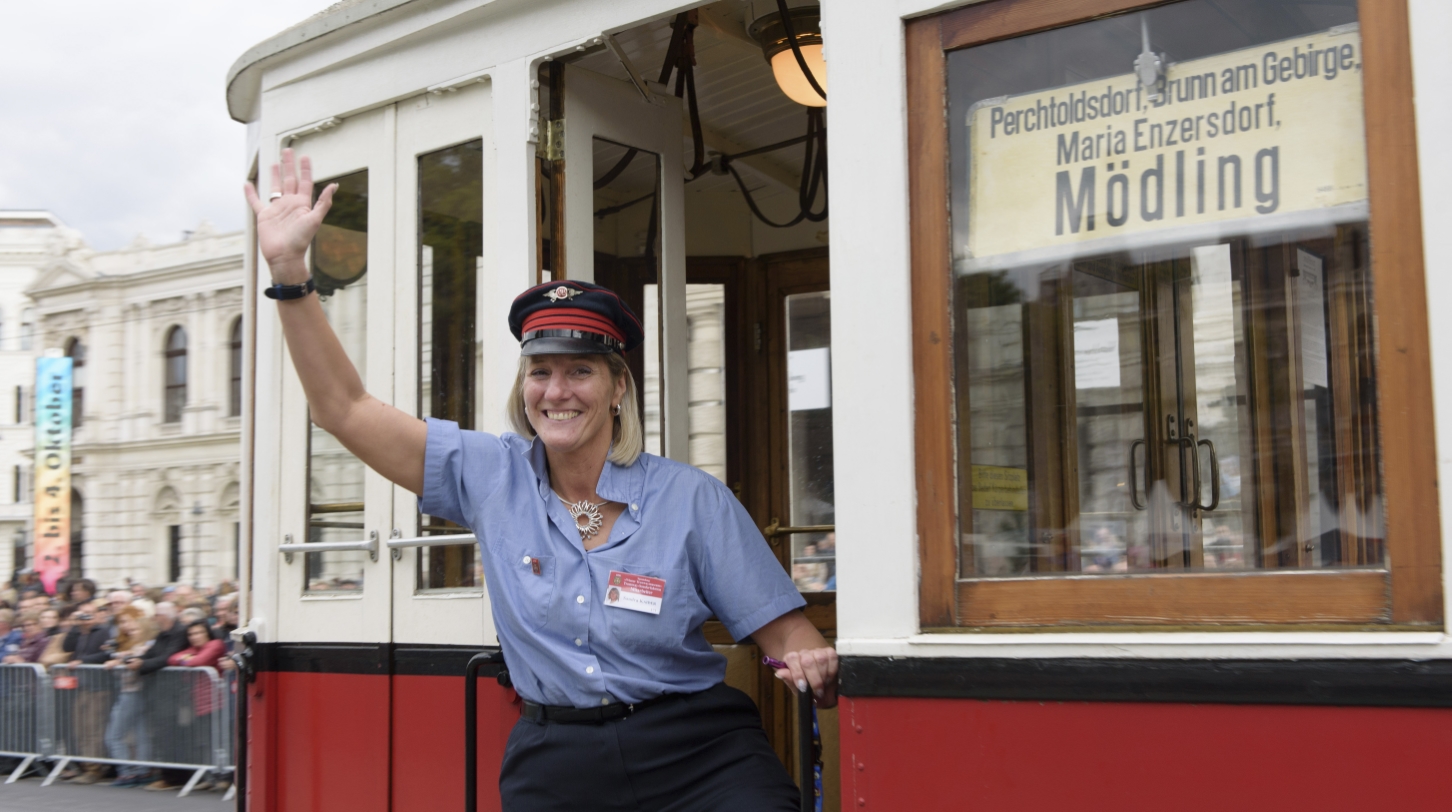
417,141,483,591
306,169,369,593
163,326,186,423
786,291,835,592
591,137,663,455
947,0,1379,577
686,284,727,481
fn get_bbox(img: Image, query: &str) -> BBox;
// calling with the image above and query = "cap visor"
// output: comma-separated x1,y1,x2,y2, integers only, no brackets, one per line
520,335,614,355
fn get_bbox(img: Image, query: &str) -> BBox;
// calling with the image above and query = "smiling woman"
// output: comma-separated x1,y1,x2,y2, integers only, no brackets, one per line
244,150,840,812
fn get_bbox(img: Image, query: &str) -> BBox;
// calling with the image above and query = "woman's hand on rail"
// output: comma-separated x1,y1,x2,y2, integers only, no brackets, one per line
773,647,839,709
243,148,337,284
752,609,840,708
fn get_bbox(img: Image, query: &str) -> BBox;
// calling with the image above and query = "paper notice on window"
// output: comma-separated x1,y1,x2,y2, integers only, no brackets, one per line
1297,248,1328,389
1074,318,1121,389
788,347,832,411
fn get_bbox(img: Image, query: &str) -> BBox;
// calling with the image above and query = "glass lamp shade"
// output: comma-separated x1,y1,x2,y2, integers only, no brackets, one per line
769,44,827,107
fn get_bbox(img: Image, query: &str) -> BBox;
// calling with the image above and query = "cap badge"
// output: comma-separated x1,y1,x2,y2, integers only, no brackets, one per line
544,285,582,303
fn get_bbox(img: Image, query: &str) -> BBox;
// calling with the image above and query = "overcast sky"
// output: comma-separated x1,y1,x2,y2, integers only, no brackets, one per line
0,1,332,251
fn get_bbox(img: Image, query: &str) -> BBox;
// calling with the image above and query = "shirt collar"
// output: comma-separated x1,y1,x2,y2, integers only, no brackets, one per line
524,436,646,511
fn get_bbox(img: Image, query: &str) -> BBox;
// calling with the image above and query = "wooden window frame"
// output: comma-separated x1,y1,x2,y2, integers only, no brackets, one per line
908,0,1442,629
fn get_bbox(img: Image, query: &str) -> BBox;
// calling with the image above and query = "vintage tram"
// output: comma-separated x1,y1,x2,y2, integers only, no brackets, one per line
226,0,1452,808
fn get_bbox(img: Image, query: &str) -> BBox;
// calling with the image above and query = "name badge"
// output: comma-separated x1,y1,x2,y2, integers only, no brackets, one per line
604,570,665,615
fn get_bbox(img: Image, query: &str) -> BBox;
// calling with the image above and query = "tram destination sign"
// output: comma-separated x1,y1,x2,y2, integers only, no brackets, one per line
965,25,1366,264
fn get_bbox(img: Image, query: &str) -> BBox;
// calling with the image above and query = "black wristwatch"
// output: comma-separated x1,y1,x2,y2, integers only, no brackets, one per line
263,278,316,300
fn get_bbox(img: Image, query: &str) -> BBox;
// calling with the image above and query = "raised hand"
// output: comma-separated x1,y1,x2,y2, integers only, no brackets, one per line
242,148,338,285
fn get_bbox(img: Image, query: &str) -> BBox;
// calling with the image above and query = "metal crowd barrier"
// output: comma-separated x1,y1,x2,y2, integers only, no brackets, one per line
0,663,54,784
37,664,231,797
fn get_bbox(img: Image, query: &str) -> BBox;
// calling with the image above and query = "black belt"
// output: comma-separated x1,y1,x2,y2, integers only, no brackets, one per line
521,692,676,724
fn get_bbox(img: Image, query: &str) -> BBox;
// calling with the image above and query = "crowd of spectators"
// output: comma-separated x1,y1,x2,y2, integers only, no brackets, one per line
0,574,240,791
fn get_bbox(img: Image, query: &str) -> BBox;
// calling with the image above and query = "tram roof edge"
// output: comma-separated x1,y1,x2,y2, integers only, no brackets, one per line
225,0,422,124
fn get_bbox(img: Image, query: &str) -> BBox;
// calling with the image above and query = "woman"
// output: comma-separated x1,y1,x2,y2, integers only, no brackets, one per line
63,579,97,607
103,606,156,788
246,150,837,810
168,620,226,776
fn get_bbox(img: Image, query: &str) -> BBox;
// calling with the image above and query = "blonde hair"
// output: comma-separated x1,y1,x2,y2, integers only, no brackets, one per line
114,605,156,652
507,353,643,467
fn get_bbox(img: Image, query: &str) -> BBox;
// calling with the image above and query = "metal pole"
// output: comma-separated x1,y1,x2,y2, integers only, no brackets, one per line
463,652,493,812
796,688,814,812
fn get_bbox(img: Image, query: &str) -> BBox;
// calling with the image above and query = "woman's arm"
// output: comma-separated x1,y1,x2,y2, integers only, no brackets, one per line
751,610,840,708
244,149,426,494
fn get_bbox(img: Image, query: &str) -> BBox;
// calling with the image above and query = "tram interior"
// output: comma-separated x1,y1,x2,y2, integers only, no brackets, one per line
546,2,840,802
546,0,837,599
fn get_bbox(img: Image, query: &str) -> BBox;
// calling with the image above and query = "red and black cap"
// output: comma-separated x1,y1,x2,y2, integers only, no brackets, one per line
508,280,645,355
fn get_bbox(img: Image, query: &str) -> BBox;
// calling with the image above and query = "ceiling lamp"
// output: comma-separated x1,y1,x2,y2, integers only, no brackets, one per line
748,2,827,107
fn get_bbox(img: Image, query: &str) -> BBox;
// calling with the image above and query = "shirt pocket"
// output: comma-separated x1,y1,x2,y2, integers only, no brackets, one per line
493,539,556,632
599,563,695,650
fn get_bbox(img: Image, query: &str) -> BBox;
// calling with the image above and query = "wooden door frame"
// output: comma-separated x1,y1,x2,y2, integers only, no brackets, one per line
908,0,1442,629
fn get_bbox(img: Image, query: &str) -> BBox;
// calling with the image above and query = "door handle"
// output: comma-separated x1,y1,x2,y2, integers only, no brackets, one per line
1128,439,1146,510
1196,437,1220,512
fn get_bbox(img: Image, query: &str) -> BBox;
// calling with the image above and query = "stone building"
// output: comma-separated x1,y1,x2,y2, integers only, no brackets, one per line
0,211,61,582
28,223,245,590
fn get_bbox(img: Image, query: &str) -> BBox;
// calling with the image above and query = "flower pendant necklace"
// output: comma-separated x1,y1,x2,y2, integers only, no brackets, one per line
561,496,605,539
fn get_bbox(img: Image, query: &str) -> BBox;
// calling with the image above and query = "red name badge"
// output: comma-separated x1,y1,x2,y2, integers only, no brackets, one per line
604,570,665,615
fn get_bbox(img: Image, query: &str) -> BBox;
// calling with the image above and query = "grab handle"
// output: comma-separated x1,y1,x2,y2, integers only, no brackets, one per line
1128,439,1146,510
1197,438,1220,512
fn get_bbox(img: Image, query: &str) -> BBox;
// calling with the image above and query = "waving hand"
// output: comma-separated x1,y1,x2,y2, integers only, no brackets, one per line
242,148,338,284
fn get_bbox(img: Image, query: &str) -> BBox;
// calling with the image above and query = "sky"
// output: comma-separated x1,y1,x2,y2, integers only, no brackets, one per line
0,1,334,251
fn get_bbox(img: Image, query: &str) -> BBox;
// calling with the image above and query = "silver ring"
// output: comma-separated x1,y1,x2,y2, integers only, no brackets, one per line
268,192,283,201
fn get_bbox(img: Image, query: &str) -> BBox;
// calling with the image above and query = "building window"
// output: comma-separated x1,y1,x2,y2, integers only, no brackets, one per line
69,489,83,581
12,465,18,504
228,317,243,417
908,0,1438,627
164,326,187,423
64,337,84,429
168,525,182,584
19,308,33,352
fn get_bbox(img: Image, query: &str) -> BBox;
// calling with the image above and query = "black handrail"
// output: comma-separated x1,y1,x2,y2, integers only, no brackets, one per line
464,650,508,812
795,686,817,812
464,653,491,812
231,631,256,812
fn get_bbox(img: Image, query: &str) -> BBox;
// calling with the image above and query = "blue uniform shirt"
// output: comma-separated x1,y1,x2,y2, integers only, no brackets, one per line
420,418,805,708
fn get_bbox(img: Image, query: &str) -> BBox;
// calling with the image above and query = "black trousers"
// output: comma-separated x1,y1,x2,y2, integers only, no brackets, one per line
500,682,799,812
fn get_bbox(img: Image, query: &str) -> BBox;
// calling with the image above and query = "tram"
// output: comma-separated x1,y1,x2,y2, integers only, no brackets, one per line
225,0,1452,809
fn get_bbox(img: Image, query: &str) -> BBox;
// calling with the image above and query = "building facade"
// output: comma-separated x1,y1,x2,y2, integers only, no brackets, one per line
29,223,245,590
0,211,60,583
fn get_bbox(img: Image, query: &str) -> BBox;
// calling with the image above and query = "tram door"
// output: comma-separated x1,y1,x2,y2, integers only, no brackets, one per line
391,82,499,809
271,107,398,806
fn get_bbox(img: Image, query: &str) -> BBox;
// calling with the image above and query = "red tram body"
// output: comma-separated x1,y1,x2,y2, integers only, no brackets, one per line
227,0,1452,808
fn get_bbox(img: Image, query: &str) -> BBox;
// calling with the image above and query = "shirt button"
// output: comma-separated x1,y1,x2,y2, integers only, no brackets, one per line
574,638,582,646
586,666,595,674
630,503,638,511
601,697,610,705
576,595,585,604
522,556,531,564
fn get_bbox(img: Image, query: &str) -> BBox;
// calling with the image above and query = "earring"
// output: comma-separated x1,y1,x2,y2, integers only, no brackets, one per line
611,403,621,416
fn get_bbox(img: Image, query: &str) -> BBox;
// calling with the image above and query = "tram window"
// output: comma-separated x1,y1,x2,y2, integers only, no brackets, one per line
417,140,483,591
945,0,1383,579
591,138,664,454
305,169,369,593
786,291,835,592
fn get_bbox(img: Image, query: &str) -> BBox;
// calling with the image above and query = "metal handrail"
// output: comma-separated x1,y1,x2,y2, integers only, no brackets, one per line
279,530,378,563
762,520,835,538
386,533,477,548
